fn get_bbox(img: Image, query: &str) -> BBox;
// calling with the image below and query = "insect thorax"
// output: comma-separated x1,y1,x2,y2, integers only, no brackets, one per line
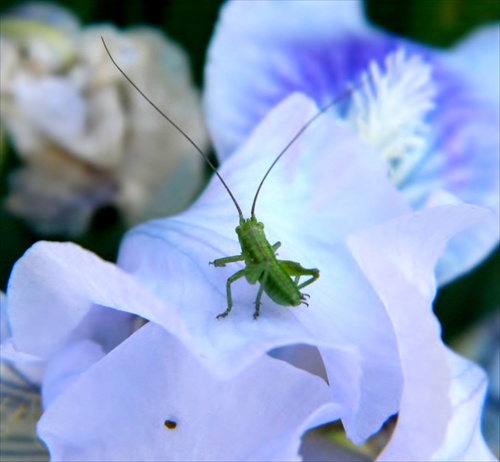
235,216,304,307
236,217,272,261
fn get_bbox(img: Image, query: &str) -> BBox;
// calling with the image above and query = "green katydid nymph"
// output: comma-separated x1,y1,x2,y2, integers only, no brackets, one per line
103,38,361,320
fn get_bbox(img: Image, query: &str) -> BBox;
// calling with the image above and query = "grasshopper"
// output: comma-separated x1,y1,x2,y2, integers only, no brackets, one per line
103,39,362,320
209,180,319,320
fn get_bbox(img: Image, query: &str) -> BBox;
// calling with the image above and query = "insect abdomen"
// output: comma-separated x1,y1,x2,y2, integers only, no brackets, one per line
261,264,303,306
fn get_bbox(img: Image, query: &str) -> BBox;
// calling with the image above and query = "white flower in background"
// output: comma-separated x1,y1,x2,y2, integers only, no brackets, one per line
0,2,208,236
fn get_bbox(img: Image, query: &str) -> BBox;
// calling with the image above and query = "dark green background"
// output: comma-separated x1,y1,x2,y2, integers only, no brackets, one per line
0,0,499,342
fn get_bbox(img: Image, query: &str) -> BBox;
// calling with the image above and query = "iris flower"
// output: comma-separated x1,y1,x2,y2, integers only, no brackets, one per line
204,0,499,284
2,91,494,459
1,1,497,459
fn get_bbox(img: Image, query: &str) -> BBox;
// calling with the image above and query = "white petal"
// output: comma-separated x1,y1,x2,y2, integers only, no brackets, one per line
12,75,86,141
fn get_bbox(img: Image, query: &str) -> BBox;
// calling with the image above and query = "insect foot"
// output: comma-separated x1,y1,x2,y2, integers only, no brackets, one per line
253,301,262,320
209,260,224,267
216,310,231,319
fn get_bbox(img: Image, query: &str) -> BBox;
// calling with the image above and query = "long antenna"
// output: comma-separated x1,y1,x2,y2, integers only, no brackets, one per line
101,37,244,220
250,78,368,218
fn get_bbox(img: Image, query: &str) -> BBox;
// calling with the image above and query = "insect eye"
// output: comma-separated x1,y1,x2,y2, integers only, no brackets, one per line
258,222,264,229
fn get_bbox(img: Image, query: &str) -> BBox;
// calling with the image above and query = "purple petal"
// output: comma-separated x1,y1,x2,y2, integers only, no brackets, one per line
205,1,387,160
38,322,336,461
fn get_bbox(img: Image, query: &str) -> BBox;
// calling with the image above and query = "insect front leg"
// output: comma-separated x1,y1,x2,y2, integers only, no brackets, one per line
235,263,267,320
210,254,245,267
216,268,247,319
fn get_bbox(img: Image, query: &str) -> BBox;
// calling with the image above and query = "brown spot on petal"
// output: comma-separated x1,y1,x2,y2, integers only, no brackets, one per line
164,419,177,430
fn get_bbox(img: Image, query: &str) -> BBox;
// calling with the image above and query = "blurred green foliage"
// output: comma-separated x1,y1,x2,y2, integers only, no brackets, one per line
366,0,500,46
0,0,498,342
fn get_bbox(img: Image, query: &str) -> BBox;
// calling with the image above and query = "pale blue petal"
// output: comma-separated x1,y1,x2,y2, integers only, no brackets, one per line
120,94,409,441
445,24,500,106
431,349,497,462
1,292,10,345
1,293,48,386
41,340,105,408
213,0,366,43
404,39,500,282
120,94,492,446
5,241,175,410
38,322,335,462
348,201,492,460
5,241,188,361
435,211,499,284
429,24,500,283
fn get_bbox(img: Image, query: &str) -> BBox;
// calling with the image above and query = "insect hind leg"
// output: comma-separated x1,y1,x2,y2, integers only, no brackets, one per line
279,260,320,290
297,272,319,290
253,270,269,320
